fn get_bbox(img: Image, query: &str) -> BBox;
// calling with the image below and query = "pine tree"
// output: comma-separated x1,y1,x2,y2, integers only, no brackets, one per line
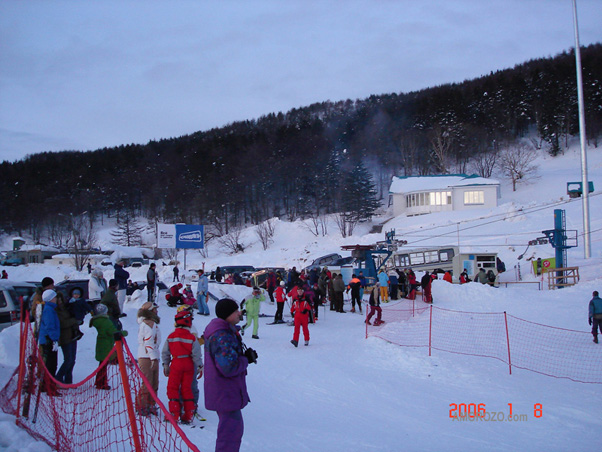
341,161,381,222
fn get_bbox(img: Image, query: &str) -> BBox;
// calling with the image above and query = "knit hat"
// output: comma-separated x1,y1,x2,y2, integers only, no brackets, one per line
215,298,239,320
95,304,108,316
71,288,82,296
42,289,57,303
41,277,54,288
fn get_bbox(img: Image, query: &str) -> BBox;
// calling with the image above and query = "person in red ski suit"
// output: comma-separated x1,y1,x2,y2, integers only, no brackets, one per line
161,310,203,424
273,281,287,323
290,285,311,347
407,270,418,300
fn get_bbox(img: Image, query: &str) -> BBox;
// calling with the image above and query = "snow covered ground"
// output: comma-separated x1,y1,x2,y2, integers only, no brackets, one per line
1,143,601,451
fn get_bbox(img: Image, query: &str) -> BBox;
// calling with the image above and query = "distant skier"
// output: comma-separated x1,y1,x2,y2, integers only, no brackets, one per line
366,282,384,326
241,287,265,339
273,281,287,324
588,290,602,344
290,285,312,347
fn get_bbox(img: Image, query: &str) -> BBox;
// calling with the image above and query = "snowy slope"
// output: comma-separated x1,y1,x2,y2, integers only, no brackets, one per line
0,143,601,451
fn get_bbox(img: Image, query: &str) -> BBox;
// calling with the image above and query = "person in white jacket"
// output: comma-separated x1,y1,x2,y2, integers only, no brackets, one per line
136,301,161,416
88,269,107,307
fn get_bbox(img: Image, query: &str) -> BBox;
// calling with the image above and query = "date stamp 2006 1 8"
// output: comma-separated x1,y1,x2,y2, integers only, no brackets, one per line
449,403,542,422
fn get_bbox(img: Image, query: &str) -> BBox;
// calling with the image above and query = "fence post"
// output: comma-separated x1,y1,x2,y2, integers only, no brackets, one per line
504,312,512,375
429,305,433,357
15,308,28,423
115,335,143,452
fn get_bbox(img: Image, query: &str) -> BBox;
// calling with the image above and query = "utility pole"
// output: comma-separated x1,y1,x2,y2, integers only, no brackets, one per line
572,0,591,258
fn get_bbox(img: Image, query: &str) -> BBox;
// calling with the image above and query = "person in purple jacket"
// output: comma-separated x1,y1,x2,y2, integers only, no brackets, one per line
204,298,257,452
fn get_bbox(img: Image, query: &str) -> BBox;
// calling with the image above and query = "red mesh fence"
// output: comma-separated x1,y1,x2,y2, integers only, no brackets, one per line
367,299,602,384
0,313,200,452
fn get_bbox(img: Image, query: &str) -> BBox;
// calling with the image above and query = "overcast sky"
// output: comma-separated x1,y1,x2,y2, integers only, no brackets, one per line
1,0,601,162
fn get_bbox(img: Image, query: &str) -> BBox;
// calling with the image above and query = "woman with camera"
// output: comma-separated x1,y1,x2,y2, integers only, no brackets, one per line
204,298,257,452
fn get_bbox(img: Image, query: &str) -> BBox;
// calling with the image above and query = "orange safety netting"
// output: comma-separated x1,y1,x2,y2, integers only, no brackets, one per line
0,313,201,452
366,298,602,384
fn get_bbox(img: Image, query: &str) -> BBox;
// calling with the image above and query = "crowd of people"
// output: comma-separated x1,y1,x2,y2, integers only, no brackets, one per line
29,254,593,452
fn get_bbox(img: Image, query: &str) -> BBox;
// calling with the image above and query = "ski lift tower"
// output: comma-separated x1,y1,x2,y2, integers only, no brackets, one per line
541,209,578,288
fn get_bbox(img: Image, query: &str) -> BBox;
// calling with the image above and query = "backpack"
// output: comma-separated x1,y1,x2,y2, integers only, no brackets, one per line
487,270,496,283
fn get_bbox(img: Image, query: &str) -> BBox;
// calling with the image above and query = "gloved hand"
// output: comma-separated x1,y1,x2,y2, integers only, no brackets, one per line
163,365,170,377
197,366,204,379
589,317,593,326
244,347,258,364
302,309,309,315
52,342,59,352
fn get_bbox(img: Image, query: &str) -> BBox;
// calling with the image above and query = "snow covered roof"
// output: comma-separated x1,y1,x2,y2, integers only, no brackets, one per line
389,174,500,194
19,244,60,252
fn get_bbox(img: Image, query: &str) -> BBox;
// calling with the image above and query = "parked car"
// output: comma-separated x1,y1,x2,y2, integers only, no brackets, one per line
219,265,257,277
250,267,287,288
0,256,23,266
54,279,91,301
304,253,343,272
0,280,37,329
135,281,170,300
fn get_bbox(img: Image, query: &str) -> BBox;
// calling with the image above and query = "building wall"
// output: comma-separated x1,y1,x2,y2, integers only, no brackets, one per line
451,186,498,211
391,185,499,216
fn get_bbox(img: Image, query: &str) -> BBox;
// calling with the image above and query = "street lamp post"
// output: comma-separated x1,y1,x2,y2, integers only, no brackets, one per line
572,0,591,259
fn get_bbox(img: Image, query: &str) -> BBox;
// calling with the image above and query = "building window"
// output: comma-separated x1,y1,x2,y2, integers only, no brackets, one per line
464,190,484,205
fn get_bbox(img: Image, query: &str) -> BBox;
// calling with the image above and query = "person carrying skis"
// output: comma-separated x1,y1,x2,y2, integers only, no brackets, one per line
137,302,161,416
273,281,287,324
162,310,203,424
204,298,256,452
366,282,384,326
290,285,312,347
588,290,602,344
241,287,265,339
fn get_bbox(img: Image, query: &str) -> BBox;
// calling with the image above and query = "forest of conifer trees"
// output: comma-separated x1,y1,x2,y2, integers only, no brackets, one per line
1,44,601,246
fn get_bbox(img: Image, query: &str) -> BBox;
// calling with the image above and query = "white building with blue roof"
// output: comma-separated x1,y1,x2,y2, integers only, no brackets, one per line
388,174,501,216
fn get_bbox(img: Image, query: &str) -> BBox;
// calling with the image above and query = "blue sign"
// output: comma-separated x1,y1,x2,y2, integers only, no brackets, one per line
175,224,204,249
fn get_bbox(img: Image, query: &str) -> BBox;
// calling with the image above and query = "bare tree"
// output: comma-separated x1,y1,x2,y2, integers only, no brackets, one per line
110,212,144,246
255,219,275,250
302,213,328,237
428,124,454,173
218,227,246,254
47,218,71,248
334,212,357,238
470,151,498,178
69,213,97,271
499,144,539,191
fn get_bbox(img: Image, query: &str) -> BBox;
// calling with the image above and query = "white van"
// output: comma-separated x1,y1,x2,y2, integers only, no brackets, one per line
0,280,37,329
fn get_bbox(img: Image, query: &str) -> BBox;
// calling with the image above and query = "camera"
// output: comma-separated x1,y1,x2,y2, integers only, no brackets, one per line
244,347,258,364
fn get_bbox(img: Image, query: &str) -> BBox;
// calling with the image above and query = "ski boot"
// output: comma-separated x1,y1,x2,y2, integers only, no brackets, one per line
252,335,259,339
290,339,298,347
304,341,309,346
